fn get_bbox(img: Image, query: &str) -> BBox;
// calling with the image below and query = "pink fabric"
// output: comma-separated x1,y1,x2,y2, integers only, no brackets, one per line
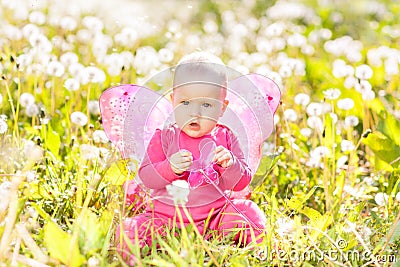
117,124,266,259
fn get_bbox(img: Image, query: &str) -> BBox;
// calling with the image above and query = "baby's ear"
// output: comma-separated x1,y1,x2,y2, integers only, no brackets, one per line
221,99,229,115
169,92,174,102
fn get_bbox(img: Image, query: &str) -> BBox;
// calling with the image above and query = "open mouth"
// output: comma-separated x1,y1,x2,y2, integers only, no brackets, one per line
188,122,200,130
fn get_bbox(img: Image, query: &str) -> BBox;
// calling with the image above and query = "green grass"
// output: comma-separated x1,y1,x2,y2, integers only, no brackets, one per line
0,0,399,266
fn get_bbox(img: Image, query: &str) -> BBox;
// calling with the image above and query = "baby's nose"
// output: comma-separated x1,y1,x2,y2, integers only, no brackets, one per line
190,104,201,117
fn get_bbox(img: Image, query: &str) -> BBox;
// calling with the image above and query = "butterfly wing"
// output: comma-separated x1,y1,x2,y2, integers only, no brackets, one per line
100,84,172,161
221,74,281,194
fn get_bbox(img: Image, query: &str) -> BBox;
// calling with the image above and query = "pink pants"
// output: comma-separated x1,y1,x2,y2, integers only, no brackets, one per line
116,199,266,260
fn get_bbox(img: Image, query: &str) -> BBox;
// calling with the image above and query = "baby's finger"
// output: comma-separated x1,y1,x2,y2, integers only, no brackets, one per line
180,150,192,157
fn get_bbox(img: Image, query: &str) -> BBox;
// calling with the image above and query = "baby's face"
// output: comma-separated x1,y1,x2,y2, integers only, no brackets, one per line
171,83,228,138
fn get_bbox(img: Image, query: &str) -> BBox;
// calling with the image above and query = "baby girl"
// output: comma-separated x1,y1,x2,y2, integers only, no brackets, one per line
118,52,267,259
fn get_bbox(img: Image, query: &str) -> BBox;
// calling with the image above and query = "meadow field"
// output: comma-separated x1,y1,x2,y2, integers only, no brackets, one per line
0,0,399,266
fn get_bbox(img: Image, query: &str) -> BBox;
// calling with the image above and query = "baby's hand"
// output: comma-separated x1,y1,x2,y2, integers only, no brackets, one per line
213,146,233,168
170,150,193,174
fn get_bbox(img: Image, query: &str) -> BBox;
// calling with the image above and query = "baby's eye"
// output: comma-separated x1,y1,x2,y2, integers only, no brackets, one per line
202,103,211,108
181,100,190,105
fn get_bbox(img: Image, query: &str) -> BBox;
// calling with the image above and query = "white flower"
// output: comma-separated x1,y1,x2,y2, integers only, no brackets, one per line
29,11,46,25
276,217,294,237
23,140,43,162
0,181,12,213
70,111,88,127
337,155,348,169
84,66,106,84
306,102,323,116
25,103,39,117
166,180,190,204
60,52,79,66
64,78,80,91
47,61,65,77
307,116,323,132
355,64,373,80
374,192,388,206
337,98,354,110
283,109,298,122
82,16,104,32
300,127,312,138
361,89,375,101
20,92,35,107
396,192,400,202
80,144,99,160
310,146,330,159
93,130,109,144
344,115,359,127
341,140,355,152
87,256,100,267
60,16,78,31
0,117,8,134
88,100,100,115
158,48,174,63
323,88,341,100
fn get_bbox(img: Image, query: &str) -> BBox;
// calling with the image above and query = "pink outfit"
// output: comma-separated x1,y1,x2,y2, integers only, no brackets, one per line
117,124,266,254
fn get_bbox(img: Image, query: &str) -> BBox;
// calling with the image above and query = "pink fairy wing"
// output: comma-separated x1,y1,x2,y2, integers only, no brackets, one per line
221,74,281,175
99,84,172,161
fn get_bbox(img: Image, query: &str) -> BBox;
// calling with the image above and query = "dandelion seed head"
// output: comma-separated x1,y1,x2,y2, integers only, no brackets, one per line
20,93,35,108
0,117,8,134
29,10,46,25
306,102,323,116
88,100,100,115
396,192,400,202
361,89,375,101
374,192,388,206
46,60,65,77
294,93,310,106
283,109,298,122
93,130,109,144
337,98,354,110
25,103,39,117
307,116,323,132
80,144,100,160
323,88,341,100
300,127,312,138
341,140,355,152
166,179,190,204
355,64,373,80
60,16,77,31
22,23,40,39
82,16,104,32
70,111,88,127
64,78,80,91
344,115,359,128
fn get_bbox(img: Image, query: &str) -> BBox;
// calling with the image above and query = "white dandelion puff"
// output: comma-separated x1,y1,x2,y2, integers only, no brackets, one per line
306,102,323,116
0,117,8,134
80,144,100,160
294,93,310,106
25,103,39,117
70,111,88,127
20,92,35,107
374,192,388,206
88,100,100,115
323,88,341,100
307,116,323,132
166,180,190,205
341,140,355,152
93,130,109,144
355,64,373,80
337,98,354,110
64,78,80,91
344,115,359,127
283,109,298,122
46,61,65,77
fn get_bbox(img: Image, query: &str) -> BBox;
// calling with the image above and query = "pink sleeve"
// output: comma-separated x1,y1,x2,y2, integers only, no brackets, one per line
215,129,252,191
138,129,187,189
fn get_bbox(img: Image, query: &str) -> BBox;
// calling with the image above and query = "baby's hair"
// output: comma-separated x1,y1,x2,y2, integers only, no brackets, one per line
173,51,227,98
